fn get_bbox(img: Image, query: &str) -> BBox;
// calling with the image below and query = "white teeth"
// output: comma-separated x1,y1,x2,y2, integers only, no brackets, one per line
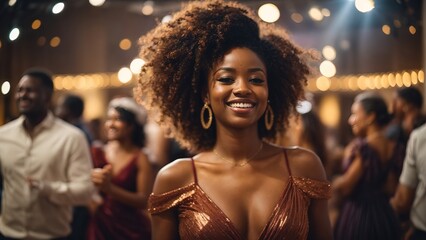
229,102,254,108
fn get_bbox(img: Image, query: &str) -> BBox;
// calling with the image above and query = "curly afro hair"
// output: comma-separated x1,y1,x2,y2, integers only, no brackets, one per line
135,0,312,152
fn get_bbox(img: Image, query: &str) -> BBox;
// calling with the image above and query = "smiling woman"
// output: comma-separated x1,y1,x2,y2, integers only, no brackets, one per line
87,97,154,240
135,1,332,239
333,92,404,240
208,48,268,132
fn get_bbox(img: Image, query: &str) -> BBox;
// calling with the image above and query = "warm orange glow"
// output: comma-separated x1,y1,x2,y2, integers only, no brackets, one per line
418,70,424,83
119,38,131,50
291,13,303,23
402,72,411,87
409,25,416,35
50,36,61,47
32,19,41,30
411,71,418,85
318,95,340,128
382,25,391,35
388,73,396,87
316,76,331,91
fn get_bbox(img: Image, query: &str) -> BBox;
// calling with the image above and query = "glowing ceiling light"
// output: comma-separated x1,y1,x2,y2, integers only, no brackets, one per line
321,8,331,17
382,25,391,35
308,7,323,21
50,37,61,47
162,15,172,23
142,1,154,16
8,0,17,6
409,25,416,35
89,0,105,7
296,100,312,114
316,76,331,91
32,19,42,30
9,28,20,41
52,2,65,14
258,3,280,23
119,38,132,50
291,13,303,23
322,45,336,61
355,0,374,13
319,60,336,78
118,67,133,84
130,58,145,74
1,81,11,95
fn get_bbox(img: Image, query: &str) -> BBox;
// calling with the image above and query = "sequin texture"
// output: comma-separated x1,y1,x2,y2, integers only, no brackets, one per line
149,176,330,239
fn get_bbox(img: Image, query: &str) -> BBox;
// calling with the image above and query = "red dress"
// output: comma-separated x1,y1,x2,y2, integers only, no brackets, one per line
87,147,151,240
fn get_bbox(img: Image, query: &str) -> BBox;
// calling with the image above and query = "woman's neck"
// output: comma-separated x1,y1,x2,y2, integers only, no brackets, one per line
365,126,383,142
213,125,263,161
108,138,136,152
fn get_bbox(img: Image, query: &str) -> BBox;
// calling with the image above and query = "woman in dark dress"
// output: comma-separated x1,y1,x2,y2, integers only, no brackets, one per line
87,97,154,240
333,92,403,240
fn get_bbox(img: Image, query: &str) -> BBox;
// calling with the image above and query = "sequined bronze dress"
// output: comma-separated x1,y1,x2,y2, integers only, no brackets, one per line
149,150,330,239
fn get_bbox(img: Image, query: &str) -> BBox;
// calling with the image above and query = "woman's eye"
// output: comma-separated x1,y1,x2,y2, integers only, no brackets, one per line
217,77,234,84
250,78,265,84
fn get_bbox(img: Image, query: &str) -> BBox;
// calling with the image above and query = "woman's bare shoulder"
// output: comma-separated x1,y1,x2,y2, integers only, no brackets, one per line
152,158,195,195
285,146,327,181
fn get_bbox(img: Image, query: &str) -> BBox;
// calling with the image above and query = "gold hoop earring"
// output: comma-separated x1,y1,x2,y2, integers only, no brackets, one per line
201,103,213,129
265,104,274,131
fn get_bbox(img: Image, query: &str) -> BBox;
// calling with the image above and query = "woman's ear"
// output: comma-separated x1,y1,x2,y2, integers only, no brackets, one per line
201,90,210,104
367,113,376,125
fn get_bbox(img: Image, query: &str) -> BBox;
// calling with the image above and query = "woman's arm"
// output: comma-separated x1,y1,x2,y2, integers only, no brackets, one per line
332,143,363,197
91,152,154,209
291,148,332,240
150,160,193,240
308,198,332,240
151,208,179,240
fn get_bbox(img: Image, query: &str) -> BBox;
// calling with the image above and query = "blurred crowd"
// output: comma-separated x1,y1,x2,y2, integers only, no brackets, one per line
0,0,425,237
1,68,424,240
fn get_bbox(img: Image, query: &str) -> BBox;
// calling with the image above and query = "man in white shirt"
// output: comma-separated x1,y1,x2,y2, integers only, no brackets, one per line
391,123,426,240
0,68,94,239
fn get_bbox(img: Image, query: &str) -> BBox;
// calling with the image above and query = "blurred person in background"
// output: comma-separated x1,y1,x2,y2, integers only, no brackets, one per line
387,87,425,173
0,68,94,239
87,97,154,240
277,99,338,178
144,117,192,172
294,110,328,167
55,93,93,240
391,123,426,240
55,93,93,145
333,92,403,240
87,118,106,147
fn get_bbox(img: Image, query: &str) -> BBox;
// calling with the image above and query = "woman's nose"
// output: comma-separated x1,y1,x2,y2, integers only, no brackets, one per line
348,115,355,125
233,79,251,96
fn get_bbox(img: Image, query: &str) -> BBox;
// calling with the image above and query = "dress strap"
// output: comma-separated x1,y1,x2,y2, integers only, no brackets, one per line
190,158,198,184
283,149,292,176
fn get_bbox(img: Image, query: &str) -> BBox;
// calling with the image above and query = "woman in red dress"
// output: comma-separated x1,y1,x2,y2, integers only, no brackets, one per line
87,97,154,240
